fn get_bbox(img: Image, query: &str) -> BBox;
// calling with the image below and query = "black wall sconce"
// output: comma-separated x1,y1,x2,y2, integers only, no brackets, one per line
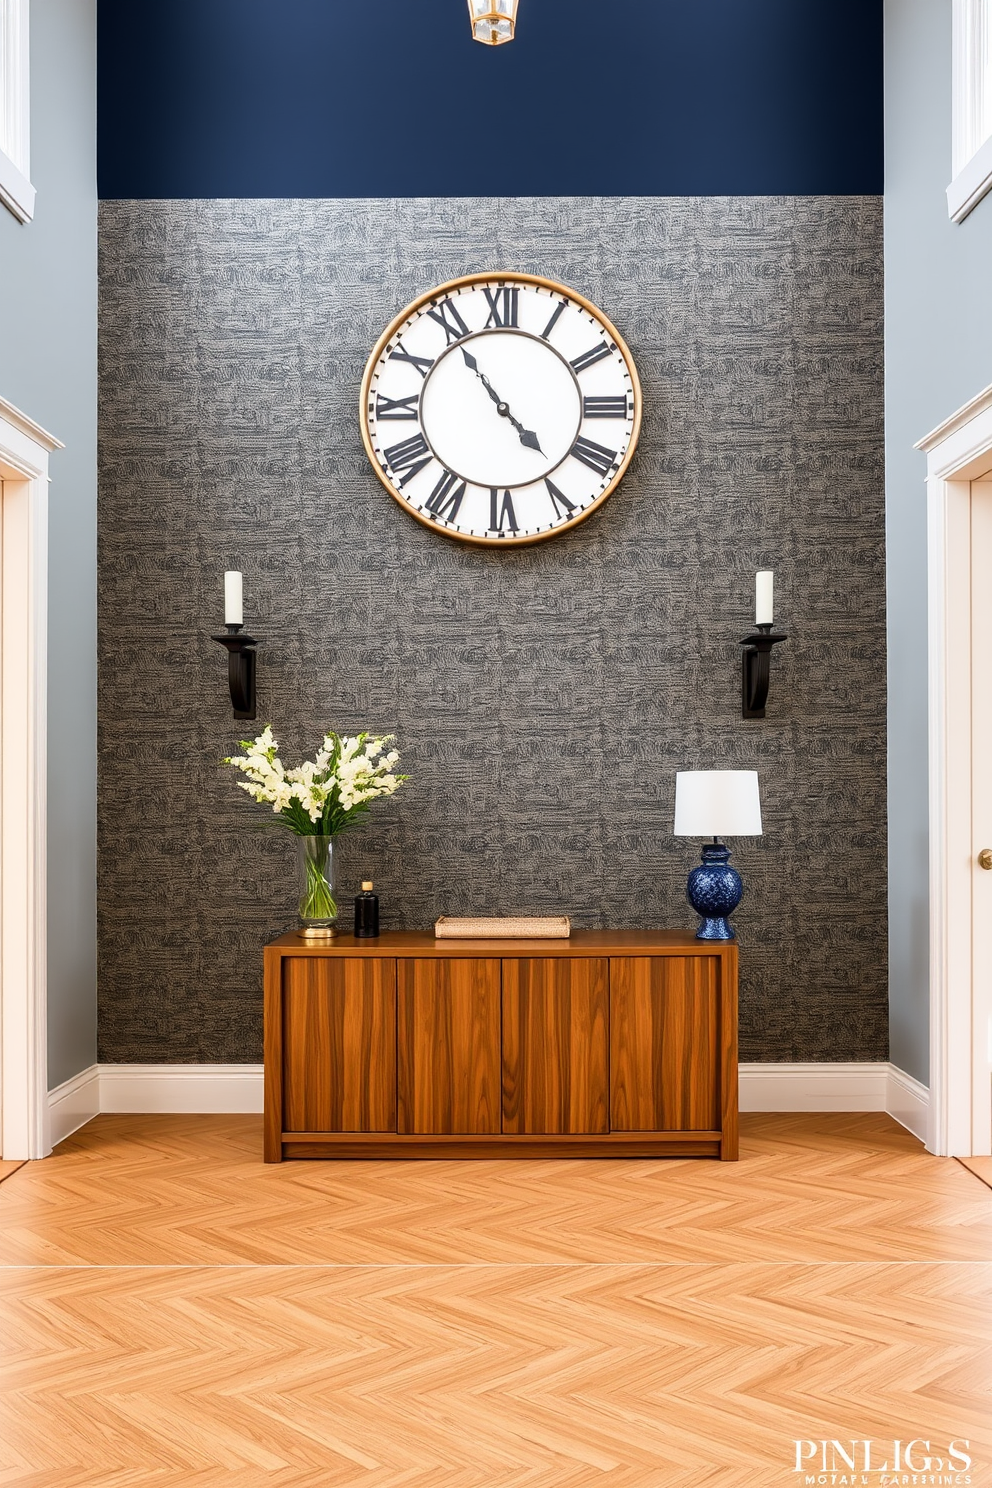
212,570,257,720
740,570,787,719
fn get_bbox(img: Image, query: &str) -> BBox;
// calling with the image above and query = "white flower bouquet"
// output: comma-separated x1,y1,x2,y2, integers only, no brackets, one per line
223,726,406,928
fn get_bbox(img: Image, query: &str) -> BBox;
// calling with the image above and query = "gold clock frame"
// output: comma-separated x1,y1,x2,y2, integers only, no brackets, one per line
359,271,643,548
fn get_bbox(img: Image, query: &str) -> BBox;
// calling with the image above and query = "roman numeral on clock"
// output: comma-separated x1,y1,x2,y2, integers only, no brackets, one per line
424,470,466,522
570,342,612,373
388,341,434,377
570,436,618,477
540,300,567,341
483,286,519,328
383,432,432,486
583,395,628,419
426,297,470,344
545,478,577,521
376,392,420,420
490,488,518,534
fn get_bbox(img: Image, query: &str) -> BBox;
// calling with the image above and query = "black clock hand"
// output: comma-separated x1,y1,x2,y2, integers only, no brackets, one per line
503,409,544,453
461,348,500,405
480,374,504,408
460,348,545,454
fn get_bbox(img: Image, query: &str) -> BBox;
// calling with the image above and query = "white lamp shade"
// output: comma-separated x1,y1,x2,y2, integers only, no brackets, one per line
673,771,762,837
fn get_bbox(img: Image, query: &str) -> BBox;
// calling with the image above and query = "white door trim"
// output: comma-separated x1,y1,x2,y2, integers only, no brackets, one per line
0,394,61,1159
917,382,992,1156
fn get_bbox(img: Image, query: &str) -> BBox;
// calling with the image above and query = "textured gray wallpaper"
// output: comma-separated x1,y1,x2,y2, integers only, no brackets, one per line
98,195,886,1064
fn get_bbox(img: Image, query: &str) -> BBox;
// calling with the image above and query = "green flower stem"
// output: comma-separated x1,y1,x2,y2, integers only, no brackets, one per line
300,854,337,922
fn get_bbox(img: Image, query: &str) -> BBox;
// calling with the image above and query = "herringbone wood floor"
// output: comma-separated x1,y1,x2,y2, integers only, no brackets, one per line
1,1114,990,1486
961,1154,992,1191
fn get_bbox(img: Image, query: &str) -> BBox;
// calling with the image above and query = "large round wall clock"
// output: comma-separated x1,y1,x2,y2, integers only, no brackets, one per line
360,272,642,547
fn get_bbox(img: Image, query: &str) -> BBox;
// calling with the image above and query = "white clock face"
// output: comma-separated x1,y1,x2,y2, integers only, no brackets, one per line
361,274,641,545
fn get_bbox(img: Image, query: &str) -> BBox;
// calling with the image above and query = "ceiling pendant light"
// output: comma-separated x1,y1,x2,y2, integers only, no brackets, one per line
467,0,518,46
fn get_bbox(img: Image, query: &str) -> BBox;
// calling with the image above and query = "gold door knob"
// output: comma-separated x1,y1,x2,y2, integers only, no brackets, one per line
979,849,992,871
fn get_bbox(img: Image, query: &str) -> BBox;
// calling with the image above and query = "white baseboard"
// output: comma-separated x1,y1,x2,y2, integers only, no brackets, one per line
47,1062,930,1141
885,1064,930,1143
98,1064,264,1114
48,1064,100,1147
740,1061,930,1142
739,1061,890,1112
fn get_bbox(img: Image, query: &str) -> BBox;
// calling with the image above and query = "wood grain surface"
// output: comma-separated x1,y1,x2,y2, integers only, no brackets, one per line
610,955,720,1132
959,1155,992,1191
1,1113,989,1485
265,928,740,957
282,956,396,1132
282,1133,721,1159
501,958,609,1134
268,937,736,1159
4,1113,989,1268
397,957,501,1134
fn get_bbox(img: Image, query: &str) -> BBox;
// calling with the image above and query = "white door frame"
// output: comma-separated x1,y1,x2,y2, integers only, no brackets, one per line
918,382,992,1156
0,395,59,1160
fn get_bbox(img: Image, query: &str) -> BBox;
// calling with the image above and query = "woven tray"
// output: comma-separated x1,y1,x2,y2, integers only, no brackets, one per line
434,915,571,940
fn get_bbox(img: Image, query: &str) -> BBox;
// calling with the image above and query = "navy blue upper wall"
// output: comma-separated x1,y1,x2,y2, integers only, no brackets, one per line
98,0,883,198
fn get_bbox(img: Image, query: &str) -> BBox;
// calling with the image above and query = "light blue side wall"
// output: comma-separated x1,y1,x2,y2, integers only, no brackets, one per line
0,0,98,1088
884,0,992,1084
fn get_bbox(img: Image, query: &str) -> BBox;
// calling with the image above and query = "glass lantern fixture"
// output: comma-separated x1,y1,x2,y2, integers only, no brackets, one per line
468,0,518,45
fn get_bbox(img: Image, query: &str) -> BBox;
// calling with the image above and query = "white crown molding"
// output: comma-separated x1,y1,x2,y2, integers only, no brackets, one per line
916,380,992,459
48,1065,99,1147
0,396,61,455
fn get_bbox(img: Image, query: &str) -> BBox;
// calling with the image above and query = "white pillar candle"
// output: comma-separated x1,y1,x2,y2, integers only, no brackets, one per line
755,570,774,626
224,570,243,627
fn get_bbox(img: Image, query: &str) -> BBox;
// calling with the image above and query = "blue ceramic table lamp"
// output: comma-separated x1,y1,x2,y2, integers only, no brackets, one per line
674,770,762,940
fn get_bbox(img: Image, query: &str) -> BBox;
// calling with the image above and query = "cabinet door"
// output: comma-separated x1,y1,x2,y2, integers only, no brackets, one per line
502,958,609,1134
610,956,720,1131
282,957,396,1132
397,959,502,1134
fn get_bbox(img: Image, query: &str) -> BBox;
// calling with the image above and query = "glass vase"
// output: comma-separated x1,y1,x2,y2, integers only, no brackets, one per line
297,835,338,937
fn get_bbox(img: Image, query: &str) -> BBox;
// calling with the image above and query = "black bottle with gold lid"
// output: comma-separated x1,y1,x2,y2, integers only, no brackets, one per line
354,881,379,938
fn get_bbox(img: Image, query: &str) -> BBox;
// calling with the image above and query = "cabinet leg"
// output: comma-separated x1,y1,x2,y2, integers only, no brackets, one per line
263,1109,283,1162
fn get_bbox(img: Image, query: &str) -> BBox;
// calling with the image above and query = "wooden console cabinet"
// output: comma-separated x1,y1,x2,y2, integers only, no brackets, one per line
264,930,738,1161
